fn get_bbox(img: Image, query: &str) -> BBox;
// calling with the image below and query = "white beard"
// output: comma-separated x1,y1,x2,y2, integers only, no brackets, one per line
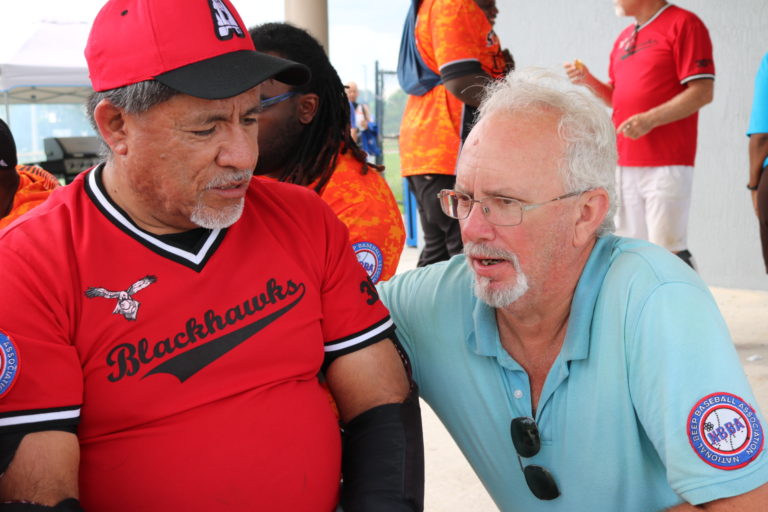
190,169,251,229
614,6,627,17
190,200,244,229
464,242,530,308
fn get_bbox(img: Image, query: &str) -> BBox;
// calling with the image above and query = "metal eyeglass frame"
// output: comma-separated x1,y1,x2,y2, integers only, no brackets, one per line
437,189,585,226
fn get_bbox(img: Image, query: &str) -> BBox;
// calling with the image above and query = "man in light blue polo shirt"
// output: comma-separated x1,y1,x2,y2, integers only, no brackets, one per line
378,68,768,510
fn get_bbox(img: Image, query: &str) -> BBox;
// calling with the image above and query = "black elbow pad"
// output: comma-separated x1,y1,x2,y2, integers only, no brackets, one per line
0,499,84,511
340,389,425,512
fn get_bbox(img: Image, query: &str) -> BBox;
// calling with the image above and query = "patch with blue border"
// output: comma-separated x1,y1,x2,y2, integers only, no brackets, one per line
0,329,20,398
687,392,764,470
353,241,384,284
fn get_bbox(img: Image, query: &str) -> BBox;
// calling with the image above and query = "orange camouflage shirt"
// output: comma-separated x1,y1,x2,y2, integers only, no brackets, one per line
318,151,405,284
0,165,60,229
400,0,507,177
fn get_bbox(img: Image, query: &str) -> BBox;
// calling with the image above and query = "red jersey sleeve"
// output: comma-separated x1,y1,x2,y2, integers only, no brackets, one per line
315,194,395,364
673,13,715,84
0,242,82,434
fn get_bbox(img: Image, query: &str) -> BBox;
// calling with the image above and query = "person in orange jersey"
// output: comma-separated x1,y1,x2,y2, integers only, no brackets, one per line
250,22,405,284
0,118,60,230
399,0,513,267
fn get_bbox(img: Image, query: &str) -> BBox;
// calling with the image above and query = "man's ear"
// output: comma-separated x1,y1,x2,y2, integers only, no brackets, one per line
297,93,319,125
573,188,610,247
93,99,129,156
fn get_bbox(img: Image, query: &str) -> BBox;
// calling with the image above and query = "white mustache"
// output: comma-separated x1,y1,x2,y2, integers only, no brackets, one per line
464,242,520,264
206,169,253,189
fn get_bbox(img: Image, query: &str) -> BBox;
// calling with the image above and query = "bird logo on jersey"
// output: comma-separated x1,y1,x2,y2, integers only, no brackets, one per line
85,275,158,321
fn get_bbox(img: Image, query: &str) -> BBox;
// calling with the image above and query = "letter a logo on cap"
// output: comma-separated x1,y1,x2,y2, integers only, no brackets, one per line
209,0,244,40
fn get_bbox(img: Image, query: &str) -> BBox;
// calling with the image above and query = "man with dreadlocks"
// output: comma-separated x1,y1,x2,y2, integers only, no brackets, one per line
250,23,405,284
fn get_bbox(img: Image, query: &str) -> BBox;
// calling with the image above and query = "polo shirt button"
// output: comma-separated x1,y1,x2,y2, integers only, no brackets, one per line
513,390,523,399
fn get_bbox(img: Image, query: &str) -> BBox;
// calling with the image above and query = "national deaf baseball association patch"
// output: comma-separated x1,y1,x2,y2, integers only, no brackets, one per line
353,241,384,284
688,392,764,470
0,330,20,398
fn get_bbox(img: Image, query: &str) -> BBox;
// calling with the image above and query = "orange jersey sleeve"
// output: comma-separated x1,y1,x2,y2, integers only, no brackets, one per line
319,151,405,283
399,0,506,178
0,165,60,229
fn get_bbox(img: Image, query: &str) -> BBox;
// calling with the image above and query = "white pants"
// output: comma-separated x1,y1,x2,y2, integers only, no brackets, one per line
614,165,694,252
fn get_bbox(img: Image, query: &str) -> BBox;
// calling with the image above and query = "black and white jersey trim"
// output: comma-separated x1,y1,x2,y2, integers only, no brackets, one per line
85,166,226,272
324,316,395,353
637,3,672,31
0,405,80,433
681,74,715,84
322,316,396,370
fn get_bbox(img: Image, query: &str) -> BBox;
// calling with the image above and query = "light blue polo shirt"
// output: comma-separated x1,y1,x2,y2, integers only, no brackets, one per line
748,52,768,169
378,235,768,511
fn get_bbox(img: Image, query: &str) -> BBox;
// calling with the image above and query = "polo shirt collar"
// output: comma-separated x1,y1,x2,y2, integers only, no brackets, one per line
560,234,618,362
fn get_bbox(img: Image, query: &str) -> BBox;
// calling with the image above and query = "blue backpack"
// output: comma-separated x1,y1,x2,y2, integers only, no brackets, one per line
397,0,442,96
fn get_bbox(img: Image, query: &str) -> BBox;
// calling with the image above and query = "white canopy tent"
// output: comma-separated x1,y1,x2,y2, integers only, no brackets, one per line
0,21,92,121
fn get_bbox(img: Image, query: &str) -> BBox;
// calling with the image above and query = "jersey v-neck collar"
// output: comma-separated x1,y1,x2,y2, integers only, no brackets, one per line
84,164,226,272
636,2,672,31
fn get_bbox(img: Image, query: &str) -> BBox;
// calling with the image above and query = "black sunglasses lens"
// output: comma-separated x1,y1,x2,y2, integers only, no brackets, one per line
510,417,540,458
523,465,560,501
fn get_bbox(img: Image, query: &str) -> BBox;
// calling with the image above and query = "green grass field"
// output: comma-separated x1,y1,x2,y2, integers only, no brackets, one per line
381,138,404,213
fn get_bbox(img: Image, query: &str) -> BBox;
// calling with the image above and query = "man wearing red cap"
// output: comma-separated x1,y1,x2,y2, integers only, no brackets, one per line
0,1,423,511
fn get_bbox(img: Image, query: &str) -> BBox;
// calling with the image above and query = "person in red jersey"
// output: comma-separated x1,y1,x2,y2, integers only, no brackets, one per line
565,0,715,269
0,1,423,511
250,23,405,285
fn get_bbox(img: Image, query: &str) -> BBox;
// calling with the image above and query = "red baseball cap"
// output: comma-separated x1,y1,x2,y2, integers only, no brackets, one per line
85,0,310,99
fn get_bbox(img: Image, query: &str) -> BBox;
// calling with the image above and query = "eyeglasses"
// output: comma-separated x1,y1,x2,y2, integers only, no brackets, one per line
510,417,560,500
437,189,585,227
260,91,298,109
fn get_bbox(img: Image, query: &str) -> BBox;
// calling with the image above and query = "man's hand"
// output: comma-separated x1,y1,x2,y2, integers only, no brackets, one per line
563,59,588,85
617,112,656,139
618,79,714,141
563,60,614,106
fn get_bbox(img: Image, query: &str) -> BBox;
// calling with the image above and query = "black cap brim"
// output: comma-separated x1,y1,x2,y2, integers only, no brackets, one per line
155,50,310,100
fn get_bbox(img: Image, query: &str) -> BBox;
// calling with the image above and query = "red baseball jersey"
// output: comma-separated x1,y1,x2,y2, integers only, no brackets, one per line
0,166,394,511
609,4,715,166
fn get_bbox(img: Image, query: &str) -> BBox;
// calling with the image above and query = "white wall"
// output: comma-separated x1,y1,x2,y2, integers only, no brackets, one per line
495,0,768,290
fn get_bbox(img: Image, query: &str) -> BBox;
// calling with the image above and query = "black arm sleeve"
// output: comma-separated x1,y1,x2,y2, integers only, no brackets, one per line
0,499,84,511
0,421,77,475
439,59,484,83
339,389,425,512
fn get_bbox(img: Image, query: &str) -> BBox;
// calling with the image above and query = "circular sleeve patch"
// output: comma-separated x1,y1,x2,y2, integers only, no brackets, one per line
687,392,764,470
0,330,20,398
353,241,384,284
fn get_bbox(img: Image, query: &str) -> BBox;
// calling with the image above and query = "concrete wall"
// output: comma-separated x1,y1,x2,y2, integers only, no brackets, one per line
494,0,768,290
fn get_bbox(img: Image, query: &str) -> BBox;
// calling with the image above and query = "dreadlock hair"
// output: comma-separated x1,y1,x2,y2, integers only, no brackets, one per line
249,22,374,194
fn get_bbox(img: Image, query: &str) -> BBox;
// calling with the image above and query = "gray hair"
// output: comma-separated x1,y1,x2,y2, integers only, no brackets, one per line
86,80,179,160
477,67,617,236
